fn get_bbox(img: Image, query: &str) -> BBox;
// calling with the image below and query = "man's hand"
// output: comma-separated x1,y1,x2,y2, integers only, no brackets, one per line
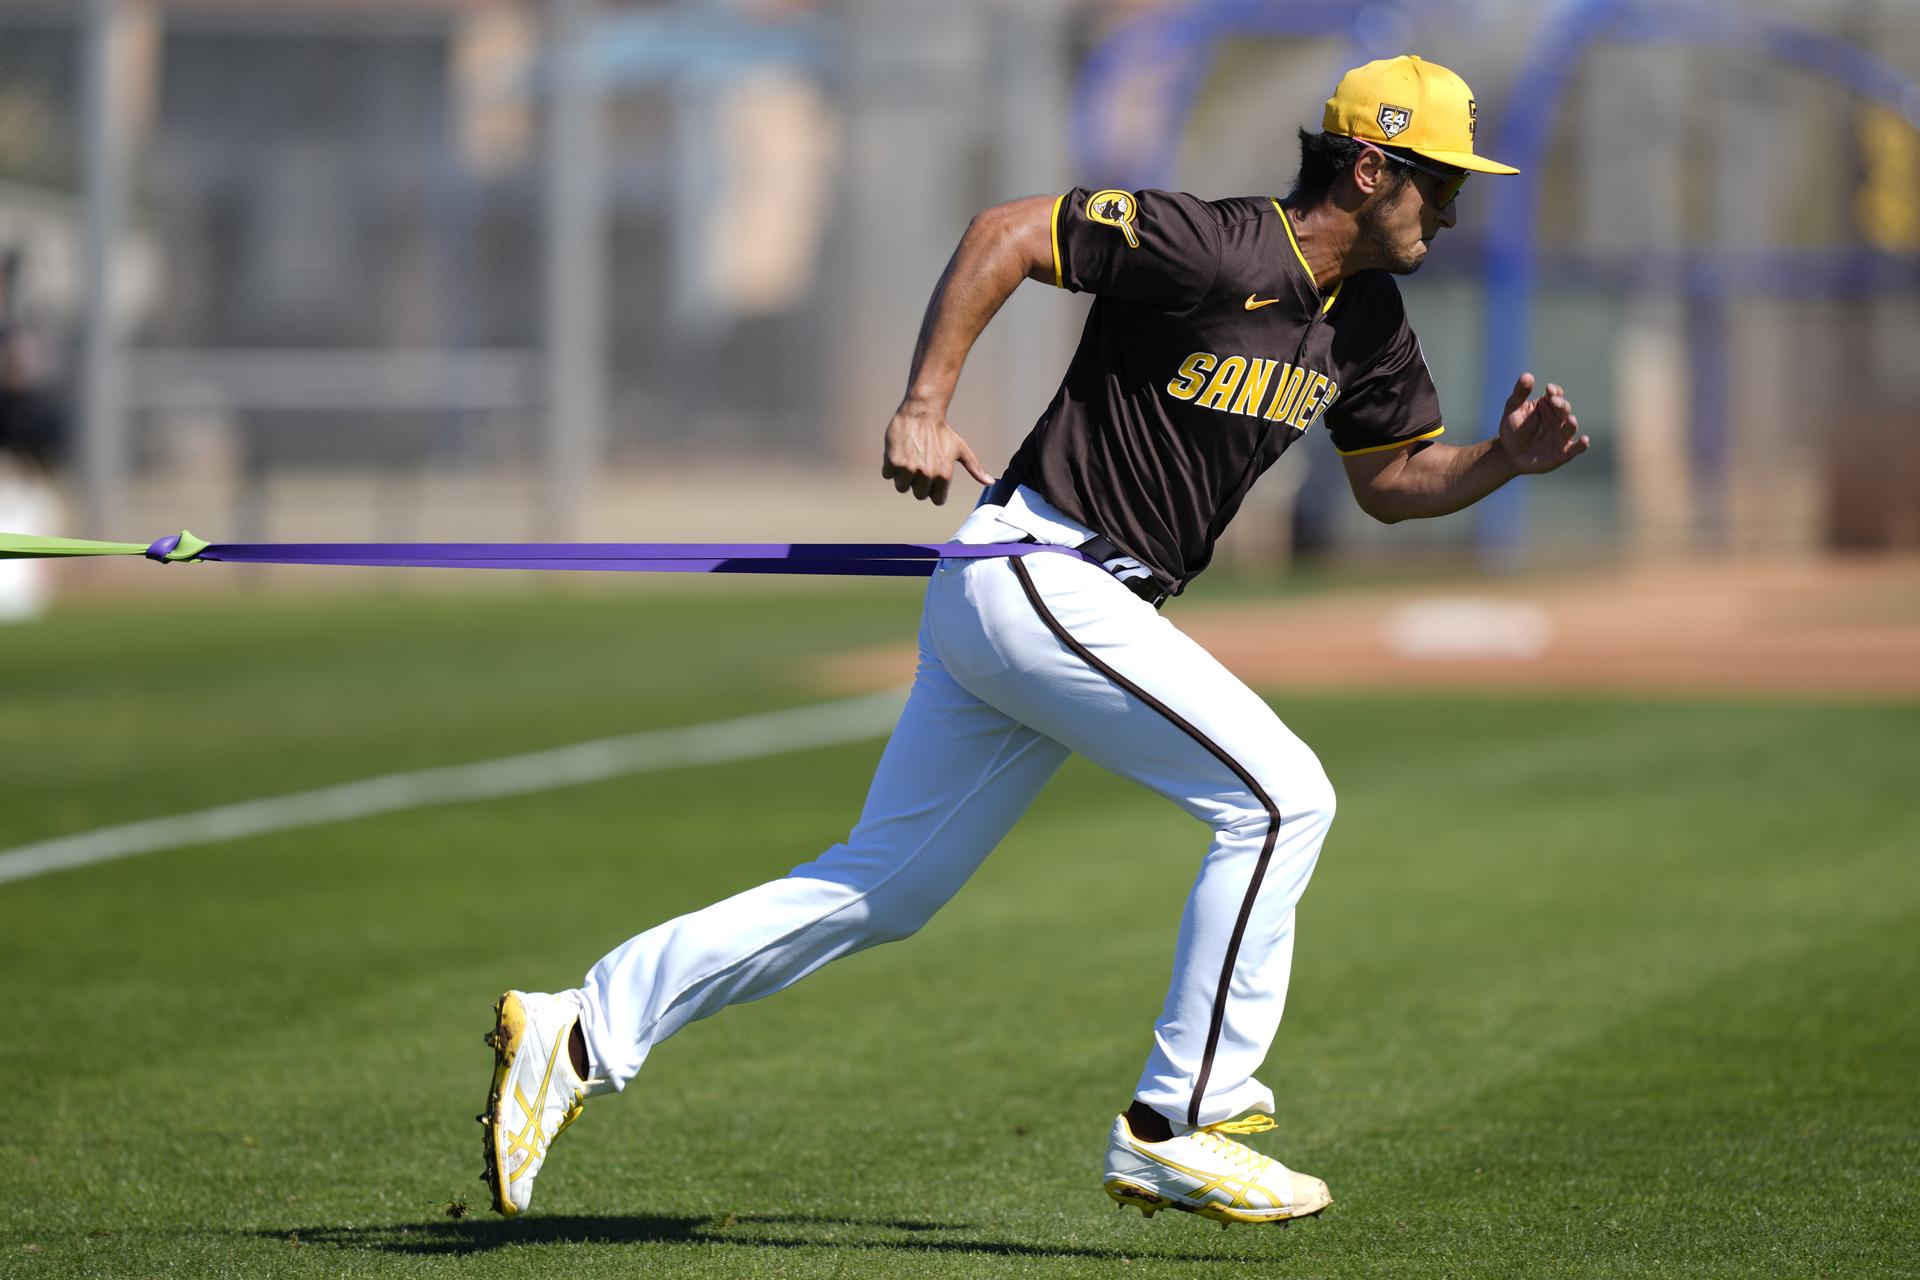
1496,372,1589,475
879,195,1054,505
1341,371,1590,522
881,400,993,505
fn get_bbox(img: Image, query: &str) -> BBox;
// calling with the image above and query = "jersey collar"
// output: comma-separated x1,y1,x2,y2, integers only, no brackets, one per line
1270,198,1342,316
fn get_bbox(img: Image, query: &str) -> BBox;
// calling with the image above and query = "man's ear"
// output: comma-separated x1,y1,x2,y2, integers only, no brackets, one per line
1351,147,1391,198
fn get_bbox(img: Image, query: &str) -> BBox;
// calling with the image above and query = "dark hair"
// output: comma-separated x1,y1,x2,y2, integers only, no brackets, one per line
1288,127,1409,207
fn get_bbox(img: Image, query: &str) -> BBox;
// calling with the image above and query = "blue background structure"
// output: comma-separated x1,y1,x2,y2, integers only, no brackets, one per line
1072,0,1920,563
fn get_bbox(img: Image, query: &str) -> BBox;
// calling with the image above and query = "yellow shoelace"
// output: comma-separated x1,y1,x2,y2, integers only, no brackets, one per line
554,1090,587,1140
1201,1114,1276,1136
1193,1114,1279,1170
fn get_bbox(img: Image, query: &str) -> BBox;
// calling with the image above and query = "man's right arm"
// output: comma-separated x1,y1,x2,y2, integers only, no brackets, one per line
881,194,1058,505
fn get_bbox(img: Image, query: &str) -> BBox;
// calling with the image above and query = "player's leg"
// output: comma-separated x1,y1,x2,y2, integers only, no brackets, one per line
574,646,1068,1084
930,548,1335,1221
480,608,1068,1214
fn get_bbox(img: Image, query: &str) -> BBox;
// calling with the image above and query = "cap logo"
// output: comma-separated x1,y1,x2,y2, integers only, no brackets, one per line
1468,98,1478,139
1377,104,1412,139
1087,189,1140,249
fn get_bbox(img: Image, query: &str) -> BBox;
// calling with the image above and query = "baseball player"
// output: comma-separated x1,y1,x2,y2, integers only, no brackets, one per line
479,55,1588,1225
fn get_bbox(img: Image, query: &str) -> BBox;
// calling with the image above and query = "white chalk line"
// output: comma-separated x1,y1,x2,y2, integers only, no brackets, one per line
0,689,908,888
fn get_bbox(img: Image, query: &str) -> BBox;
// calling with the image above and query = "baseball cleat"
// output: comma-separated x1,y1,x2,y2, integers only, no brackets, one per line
1102,1111,1331,1227
478,990,592,1216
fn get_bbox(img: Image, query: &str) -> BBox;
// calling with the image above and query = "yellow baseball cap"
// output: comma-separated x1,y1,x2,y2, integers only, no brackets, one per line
1322,55,1519,175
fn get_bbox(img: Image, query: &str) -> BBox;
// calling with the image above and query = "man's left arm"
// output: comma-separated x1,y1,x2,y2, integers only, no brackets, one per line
1342,372,1588,523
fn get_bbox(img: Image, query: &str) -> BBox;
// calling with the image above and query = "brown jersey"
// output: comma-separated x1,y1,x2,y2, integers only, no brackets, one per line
1001,187,1446,595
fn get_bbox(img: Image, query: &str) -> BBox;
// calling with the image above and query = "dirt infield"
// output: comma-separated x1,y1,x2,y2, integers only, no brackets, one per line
812,554,1920,700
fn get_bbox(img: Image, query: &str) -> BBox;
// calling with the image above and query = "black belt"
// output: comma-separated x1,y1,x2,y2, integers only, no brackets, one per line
979,477,1020,507
1072,532,1170,608
982,478,1169,609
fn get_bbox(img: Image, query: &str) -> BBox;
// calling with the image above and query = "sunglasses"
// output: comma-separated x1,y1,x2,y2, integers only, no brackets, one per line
1362,142,1469,210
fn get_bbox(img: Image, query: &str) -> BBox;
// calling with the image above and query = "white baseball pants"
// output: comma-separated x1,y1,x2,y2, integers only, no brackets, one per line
574,486,1336,1128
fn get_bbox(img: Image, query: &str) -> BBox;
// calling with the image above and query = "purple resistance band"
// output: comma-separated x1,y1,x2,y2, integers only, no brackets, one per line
141,534,1092,577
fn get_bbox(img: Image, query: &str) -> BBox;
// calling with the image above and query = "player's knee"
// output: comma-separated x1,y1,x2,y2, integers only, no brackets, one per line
856,882,943,945
1230,758,1335,838
1283,754,1337,826
1294,768,1336,832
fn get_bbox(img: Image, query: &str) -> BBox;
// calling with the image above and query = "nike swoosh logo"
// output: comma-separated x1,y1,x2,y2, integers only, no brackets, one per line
1244,295,1281,310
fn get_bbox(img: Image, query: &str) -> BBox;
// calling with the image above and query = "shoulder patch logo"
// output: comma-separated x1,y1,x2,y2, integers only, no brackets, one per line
1087,189,1141,249
1377,104,1412,139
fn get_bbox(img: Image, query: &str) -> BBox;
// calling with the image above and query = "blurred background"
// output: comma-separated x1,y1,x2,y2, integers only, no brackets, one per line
2,15,1915,1269
0,0,1917,613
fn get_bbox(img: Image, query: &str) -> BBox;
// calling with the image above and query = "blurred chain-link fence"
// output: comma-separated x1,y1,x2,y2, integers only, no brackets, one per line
7,0,1069,549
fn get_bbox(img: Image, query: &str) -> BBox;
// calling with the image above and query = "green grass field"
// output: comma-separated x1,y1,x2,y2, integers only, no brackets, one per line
3,582,1916,1278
